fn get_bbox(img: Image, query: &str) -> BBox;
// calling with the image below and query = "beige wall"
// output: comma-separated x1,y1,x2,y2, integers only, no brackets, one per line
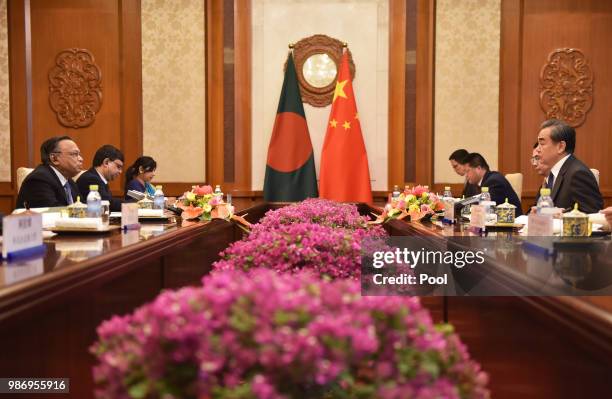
252,0,389,191
0,0,10,182
141,0,206,183
434,0,501,183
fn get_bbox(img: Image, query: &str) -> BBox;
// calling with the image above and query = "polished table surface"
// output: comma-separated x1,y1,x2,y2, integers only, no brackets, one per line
1,222,175,288
382,214,612,298
0,213,241,398
383,215,612,328
0,216,238,324
364,203,612,336
382,214,612,398
0,204,611,398
4,216,610,297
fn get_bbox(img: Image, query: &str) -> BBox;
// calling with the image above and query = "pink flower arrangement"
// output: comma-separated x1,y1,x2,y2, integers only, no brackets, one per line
255,198,370,231
193,184,213,196
411,185,427,197
91,269,489,399
214,199,387,280
176,185,233,221
214,222,386,280
381,185,445,223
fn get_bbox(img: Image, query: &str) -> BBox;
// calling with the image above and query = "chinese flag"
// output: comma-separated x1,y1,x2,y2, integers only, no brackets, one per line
319,50,372,203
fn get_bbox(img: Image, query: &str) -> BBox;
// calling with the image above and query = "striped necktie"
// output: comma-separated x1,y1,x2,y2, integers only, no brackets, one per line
64,182,74,205
546,172,554,190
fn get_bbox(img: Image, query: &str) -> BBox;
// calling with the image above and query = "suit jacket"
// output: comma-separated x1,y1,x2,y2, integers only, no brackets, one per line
16,164,80,209
462,181,480,198
77,168,123,212
550,155,603,214
481,170,523,216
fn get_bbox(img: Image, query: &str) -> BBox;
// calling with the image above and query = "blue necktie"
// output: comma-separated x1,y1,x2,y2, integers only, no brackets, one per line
546,172,554,190
64,182,74,205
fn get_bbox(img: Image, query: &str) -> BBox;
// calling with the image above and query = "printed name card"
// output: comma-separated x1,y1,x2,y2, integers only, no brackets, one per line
443,200,455,222
2,213,44,260
470,205,486,229
121,203,140,230
528,213,554,236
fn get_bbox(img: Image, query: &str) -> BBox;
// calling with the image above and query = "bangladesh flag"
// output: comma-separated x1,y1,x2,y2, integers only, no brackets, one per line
263,53,319,201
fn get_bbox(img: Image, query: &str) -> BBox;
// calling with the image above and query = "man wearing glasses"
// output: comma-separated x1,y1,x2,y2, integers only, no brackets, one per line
528,142,551,213
535,119,602,213
77,145,125,212
531,142,549,178
16,136,83,209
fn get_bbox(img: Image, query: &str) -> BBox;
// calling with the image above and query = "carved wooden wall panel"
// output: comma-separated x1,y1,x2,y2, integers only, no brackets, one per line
290,34,355,107
500,0,612,211
539,48,593,128
3,0,142,214
48,48,103,128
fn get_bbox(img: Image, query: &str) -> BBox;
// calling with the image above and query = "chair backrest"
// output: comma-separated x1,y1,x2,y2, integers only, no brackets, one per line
16,167,34,192
505,172,523,200
590,168,600,187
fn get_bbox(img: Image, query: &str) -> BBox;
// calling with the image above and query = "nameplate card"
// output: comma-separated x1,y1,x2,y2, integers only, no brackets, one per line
121,203,140,230
443,200,455,223
528,213,554,236
2,213,44,260
470,205,486,229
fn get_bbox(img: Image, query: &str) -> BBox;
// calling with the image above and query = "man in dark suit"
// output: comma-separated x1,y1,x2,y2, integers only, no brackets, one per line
16,136,83,209
463,152,523,216
535,119,603,213
529,142,551,212
449,149,479,198
77,145,125,212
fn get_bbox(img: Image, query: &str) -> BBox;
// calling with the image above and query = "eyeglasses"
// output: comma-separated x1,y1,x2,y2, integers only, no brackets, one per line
52,151,82,158
112,160,124,171
530,156,540,166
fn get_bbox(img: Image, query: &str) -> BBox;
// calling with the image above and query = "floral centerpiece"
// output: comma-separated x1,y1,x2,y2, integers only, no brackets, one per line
176,185,230,221
176,185,252,230
91,269,489,399
214,222,387,280
214,199,388,280
255,198,370,231
376,185,445,223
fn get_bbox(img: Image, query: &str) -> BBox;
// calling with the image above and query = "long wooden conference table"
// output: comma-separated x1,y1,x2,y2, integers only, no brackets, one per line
0,203,611,398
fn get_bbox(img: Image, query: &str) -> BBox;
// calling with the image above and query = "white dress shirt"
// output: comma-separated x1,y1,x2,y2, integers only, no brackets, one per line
49,165,69,187
549,154,571,186
96,168,108,185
